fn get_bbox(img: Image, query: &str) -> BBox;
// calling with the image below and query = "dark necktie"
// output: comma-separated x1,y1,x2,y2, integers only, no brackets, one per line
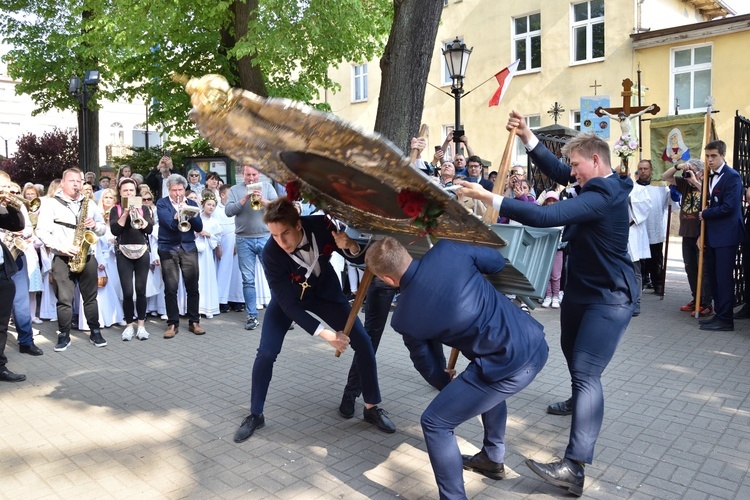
294,241,312,256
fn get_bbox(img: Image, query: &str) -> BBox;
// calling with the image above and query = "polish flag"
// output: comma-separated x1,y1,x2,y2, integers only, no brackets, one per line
488,59,520,107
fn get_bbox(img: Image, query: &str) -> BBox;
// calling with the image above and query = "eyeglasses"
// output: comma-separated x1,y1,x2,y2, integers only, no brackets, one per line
189,174,200,177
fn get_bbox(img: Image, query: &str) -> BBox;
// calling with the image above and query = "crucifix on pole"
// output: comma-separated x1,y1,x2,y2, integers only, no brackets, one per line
595,78,660,140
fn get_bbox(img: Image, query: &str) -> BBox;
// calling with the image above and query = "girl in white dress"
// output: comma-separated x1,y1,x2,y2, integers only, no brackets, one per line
196,193,222,318
39,181,61,321
214,183,243,311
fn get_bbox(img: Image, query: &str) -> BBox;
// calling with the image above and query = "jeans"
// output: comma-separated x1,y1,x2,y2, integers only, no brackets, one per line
159,248,200,326
236,235,269,318
632,260,642,312
11,255,33,346
560,301,634,463
421,344,548,499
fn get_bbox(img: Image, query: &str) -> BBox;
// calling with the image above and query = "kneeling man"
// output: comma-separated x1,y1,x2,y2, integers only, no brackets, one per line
234,198,395,442
365,237,548,499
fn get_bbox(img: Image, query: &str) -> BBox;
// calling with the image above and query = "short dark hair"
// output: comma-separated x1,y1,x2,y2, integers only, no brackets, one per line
263,198,300,227
705,140,726,156
467,155,483,165
205,171,221,183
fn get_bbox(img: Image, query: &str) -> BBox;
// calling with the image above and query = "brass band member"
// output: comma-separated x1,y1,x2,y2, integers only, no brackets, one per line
0,170,29,382
35,168,108,351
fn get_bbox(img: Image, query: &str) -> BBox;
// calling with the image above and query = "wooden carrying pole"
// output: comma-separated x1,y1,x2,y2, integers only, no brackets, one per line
445,127,518,378
693,111,714,317
336,124,429,356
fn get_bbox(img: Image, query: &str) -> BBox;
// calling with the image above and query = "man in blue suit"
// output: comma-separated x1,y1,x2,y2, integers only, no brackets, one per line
234,198,395,443
365,236,548,500
460,111,637,497
155,174,204,338
698,140,745,331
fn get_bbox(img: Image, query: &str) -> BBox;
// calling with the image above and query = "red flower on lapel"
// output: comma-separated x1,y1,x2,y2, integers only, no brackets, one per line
322,243,336,256
289,272,302,282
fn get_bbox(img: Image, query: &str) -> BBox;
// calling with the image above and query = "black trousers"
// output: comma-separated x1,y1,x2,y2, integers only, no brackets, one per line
116,252,150,323
159,247,200,326
52,254,100,334
0,268,16,369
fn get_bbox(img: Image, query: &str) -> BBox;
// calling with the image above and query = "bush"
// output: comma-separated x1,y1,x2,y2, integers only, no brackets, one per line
111,137,221,177
4,129,79,187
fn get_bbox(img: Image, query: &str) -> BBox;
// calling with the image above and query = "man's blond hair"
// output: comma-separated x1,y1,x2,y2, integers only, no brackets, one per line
365,237,411,278
561,132,611,167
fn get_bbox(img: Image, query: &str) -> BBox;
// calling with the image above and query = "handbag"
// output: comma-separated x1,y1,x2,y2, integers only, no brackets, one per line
97,269,108,288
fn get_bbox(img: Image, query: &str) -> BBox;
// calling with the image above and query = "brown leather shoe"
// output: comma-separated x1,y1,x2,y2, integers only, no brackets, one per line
189,323,206,335
164,325,178,339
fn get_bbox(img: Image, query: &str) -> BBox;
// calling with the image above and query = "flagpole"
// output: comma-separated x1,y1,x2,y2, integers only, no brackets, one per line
694,106,714,317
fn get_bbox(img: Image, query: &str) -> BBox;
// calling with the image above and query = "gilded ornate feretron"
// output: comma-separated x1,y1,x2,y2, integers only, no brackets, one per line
184,74,505,248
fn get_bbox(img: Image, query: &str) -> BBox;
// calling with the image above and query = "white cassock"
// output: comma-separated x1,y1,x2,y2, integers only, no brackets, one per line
81,228,124,329
628,184,653,262
197,213,222,317
214,202,244,305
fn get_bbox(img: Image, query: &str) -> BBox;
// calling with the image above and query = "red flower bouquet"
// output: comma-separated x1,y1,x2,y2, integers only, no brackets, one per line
397,189,443,233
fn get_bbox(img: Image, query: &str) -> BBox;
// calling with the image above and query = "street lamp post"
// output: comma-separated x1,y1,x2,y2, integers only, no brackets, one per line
442,38,473,155
69,70,101,173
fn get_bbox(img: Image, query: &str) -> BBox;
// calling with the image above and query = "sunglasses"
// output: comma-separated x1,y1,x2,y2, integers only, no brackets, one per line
189,174,200,177
143,197,153,202
9,191,20,195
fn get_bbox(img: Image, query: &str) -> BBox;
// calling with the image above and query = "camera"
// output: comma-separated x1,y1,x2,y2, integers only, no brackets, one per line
684,170,693,179
453,130,464,140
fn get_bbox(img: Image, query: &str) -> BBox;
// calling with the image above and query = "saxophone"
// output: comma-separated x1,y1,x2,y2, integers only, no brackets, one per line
68,193,99,273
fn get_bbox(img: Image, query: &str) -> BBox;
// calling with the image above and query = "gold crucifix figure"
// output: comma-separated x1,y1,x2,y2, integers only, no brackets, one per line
299,279,311,300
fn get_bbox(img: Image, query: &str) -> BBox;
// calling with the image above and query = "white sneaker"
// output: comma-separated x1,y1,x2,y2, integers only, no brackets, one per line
257,305,264,310
121,325,134,341
136,326,149,340
541,297,552,308
32,317,43,324
551,298,560,309
160,314,168,320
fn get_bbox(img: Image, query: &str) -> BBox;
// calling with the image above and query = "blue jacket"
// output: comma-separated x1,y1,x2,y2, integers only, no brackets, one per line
701,164,745,248
499,143,636,305
262,216,364,335
156,197,203,252
390,240,546,383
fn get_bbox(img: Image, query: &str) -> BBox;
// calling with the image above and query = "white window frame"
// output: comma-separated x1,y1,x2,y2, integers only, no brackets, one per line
570,110,581,131
351,63,368,103
514,114,541,165
670,43,712,115
512,12,541,74
442,125,455,161
570,0,605,65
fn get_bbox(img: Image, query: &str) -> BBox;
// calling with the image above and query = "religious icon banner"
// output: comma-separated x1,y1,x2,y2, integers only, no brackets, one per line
649,112,706,178
580,96,611,140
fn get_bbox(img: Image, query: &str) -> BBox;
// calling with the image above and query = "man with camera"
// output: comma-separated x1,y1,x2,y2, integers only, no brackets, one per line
145,154,178,200
225,165,278,330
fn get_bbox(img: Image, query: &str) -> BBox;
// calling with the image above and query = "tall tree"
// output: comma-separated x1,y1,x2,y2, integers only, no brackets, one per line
374,0,443,151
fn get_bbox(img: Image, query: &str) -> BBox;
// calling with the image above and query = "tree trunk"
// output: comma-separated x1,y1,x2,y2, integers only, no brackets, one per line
374,0,443,151
220,0,268,97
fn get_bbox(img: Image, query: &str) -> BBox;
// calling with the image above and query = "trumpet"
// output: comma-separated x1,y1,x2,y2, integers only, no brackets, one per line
0,191,41,213
177,202,200,232
246,182,263,210
2,231,27,260
123,196,146,229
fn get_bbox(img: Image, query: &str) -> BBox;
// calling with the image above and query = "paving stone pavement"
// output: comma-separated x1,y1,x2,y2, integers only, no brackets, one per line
1,238,750,499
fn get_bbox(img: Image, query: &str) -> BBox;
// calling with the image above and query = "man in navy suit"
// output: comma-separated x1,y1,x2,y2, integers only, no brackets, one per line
365,236,547,499
156,174,204,338
698,140,745,331
460,111,637,497
234,198,395,443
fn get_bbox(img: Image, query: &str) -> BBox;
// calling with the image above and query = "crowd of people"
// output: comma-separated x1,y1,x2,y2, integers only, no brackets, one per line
1,118,746,499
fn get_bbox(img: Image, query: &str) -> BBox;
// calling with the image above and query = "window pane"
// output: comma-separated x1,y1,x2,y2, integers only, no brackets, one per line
530,13,541,31
531,35,541,68
528,116,541,128
592,22,605,58
695,46,711,64
573,2,589,22
363,78,368,100
693,69,711,107
674,73,691,109
575,27,587,61
591,0,604,18
674,49,691,67
515,17,527,35
516,40,527,71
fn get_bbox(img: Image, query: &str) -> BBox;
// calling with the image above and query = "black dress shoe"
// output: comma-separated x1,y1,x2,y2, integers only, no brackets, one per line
700,321,733,331
219,304,230,313
699,316,719,325
338,394,355,419
547,398,573,416
734,305,750,319
234,414,264,443
363,406,396,433
525,457,584,497
0,368,26,382
20,344,44,356
462,450,506,480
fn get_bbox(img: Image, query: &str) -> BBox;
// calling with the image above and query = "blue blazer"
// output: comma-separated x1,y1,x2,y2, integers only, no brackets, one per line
156,197,203,252
701,164,745,248
390,240,546,383
499,143,636,305
262,216,364,335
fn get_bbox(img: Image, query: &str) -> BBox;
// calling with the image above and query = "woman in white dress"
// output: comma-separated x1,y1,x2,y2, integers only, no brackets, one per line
214,182,243,312
84,188,125,329
22,184,44,323
196,193,222,318
39,180,61,321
